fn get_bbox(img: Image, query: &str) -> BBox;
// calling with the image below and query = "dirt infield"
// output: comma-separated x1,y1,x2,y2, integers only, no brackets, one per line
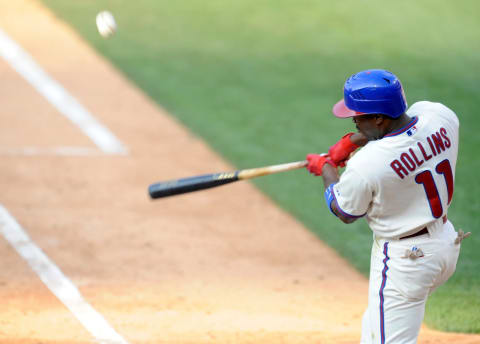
0,1,478,343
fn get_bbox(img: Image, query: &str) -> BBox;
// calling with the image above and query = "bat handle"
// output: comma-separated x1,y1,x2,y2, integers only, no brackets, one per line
237,160,308,180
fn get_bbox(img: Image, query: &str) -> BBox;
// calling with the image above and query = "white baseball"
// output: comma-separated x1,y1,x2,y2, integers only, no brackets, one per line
96,11,117,38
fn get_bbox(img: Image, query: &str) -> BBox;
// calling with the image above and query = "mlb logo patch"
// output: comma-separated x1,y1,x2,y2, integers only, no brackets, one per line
406,126,417,136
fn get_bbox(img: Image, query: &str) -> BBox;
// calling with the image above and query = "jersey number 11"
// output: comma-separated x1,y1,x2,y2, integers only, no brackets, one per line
415,159,454,219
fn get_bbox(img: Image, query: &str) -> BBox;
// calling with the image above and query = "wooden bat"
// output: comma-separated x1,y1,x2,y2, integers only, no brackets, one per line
148,160,308,199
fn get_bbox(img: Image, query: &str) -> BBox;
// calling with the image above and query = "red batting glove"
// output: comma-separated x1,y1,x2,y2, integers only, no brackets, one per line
306,154,337,176
328,133,360,166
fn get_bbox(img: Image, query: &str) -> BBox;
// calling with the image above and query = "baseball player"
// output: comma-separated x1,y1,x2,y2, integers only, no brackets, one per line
306,69,470,343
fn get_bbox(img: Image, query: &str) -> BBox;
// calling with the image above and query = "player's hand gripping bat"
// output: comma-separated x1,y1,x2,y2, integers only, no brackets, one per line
148,160,308,199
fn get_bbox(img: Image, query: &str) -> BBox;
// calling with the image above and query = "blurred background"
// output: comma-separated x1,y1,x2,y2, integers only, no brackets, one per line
41,0,480,332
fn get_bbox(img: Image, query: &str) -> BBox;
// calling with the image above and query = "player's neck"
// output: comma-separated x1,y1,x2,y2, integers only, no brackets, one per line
385,114,412,135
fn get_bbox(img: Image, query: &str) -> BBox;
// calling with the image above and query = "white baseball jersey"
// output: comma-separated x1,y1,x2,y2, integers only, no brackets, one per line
333,101,459,238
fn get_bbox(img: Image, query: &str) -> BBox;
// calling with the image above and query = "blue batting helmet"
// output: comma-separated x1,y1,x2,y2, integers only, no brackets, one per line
332,69,407,119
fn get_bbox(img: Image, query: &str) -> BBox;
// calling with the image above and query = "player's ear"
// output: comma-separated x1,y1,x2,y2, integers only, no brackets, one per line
374,114,385,126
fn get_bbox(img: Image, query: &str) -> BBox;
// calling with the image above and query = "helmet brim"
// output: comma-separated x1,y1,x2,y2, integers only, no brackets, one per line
332,99,359,118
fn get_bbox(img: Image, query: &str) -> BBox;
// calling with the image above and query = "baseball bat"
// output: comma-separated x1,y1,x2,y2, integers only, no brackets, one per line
148,160,308,199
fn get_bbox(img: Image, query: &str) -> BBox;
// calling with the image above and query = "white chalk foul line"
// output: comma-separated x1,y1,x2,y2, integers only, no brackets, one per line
0,146,107,156
0,28,127,155
0,205,129,344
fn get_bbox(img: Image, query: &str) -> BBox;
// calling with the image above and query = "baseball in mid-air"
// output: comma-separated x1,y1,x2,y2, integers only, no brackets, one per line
96,10,117,38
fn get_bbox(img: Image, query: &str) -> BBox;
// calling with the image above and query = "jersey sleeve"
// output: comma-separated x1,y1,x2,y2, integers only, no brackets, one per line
332,167,372,218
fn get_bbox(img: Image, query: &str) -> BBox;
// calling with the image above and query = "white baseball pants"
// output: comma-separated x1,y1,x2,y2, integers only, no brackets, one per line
360,219,460,344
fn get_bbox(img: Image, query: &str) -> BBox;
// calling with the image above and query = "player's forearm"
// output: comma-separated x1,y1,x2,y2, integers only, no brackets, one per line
321,164,339,190
350,132,369,147
321,164,357,224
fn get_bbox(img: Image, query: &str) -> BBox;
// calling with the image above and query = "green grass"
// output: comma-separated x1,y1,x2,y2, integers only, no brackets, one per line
41,0,480,333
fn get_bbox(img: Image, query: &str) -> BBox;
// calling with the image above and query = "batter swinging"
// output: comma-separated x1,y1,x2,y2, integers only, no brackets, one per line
306,69,470,343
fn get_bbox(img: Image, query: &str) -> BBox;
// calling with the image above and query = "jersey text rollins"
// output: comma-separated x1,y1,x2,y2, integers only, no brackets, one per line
390,127,451,179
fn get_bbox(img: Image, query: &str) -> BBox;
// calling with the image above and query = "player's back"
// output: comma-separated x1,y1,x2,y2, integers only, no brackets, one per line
349,101,459,238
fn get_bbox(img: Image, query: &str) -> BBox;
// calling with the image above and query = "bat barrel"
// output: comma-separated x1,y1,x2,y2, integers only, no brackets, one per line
148,172,239,199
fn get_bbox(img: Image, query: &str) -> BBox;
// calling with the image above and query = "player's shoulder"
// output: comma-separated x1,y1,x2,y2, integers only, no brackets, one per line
344,142,384,178
407,101,459,126
345,133,406,181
